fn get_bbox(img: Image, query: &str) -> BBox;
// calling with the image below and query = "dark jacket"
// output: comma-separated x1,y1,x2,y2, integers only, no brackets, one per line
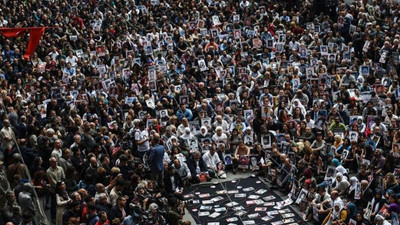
187,156,207,177
108,205,124,222
163,172,183,194
149,144,165,171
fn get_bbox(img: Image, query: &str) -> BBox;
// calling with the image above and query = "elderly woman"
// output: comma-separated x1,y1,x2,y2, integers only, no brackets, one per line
323,201,347,225
332,172,350,197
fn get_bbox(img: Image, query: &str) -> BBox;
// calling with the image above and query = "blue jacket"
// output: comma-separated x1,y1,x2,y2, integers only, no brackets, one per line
177,108,193,121
149,144,165,171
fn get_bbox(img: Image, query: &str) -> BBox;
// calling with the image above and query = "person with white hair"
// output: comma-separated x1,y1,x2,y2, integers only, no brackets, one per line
332,172,350,197
212,115,229,134
196,126,211,140
212,126,229,147
186,150,211,183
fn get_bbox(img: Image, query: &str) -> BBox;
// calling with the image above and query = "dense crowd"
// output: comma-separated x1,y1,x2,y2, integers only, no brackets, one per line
0,0,400,224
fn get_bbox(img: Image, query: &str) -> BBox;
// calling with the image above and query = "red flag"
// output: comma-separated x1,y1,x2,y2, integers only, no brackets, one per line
24,27,45,60
0,28,27,38
0,27,46,60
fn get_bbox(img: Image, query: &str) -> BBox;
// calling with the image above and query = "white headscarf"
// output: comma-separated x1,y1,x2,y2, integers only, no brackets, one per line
199,126,208,136
180,127,194,140
332,201,344,219
349,177,359,192
291,99,307,116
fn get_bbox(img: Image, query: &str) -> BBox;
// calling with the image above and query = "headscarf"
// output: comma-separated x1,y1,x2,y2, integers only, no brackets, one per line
332,201,344,219
180,127,194,140
199,126,208,136
291,99,306,116
332,158,340,167
336,172,343,183
347,203,357,218
349,177,359,192
333,136,343,149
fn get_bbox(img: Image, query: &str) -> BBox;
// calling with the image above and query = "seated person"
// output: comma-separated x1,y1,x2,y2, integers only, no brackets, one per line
187,150,211,183
172,159,192,187
202,145,225,178
163,166,184,200
332,172,350,197
233,142,250,172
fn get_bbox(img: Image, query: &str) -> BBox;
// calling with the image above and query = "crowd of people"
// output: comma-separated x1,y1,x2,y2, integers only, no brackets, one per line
0,0,400,224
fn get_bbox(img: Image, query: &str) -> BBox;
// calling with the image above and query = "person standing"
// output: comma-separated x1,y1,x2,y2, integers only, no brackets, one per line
46,157,65,224
18,183,36,221
149,134,165,187
7,153,29,187
0,119,15,161
55,181,71,225
134,121,150,160
0,160,10,212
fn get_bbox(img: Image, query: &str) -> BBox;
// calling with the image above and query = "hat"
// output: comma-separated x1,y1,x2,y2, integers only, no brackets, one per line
149,203,159,211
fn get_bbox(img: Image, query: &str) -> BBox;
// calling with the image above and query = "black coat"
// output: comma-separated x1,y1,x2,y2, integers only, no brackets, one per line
163,172,183,194
108,205,124,222
187,157,207,177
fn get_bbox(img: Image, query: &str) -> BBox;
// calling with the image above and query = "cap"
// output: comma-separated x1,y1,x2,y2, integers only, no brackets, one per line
149,203,159,211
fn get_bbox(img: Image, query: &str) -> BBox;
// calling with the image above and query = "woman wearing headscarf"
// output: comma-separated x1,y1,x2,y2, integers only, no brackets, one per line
332,158,348,178
370,189,387,221
274,101,289,119
348,177,359,200
290,99,307,116
332,172,350,197
179,127,197,153
333,135,344,156
322,201,347,225
346,203,358,222
196,126,212,140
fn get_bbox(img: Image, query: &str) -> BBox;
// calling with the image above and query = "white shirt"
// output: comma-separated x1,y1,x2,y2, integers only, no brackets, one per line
202,151,221,170
212,133,228,145
66,55,79,67
51,148,63,160
134,129,150,152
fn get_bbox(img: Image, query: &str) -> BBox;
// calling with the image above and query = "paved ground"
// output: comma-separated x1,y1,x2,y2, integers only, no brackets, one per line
183,170,313,225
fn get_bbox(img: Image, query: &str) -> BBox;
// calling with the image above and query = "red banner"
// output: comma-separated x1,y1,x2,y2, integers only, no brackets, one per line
0,27,46,60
